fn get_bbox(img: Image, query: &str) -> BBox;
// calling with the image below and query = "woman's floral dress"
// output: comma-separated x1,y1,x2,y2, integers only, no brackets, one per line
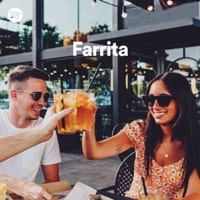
122,119,185,200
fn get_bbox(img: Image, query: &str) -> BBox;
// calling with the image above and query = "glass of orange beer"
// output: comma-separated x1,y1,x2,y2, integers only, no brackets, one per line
53,89,95,134
0,183,6,200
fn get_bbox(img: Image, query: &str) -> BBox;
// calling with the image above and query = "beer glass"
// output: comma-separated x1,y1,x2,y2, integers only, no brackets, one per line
0,183,6,200
53,89,95,134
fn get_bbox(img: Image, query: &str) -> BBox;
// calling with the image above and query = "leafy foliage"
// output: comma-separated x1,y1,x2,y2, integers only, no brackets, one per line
19,20,63,51
90,22,110,35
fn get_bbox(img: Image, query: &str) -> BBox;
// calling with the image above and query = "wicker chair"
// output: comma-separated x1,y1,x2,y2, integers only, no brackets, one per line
98,151,135,199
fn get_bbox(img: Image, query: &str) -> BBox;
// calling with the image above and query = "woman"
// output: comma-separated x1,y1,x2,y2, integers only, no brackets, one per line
82,72,200,199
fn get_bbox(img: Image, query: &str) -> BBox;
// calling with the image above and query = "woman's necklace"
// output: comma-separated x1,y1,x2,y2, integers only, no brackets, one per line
164,153,169,158
155,143,170,158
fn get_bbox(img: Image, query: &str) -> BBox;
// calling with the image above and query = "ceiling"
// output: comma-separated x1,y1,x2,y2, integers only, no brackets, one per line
88,18,200,51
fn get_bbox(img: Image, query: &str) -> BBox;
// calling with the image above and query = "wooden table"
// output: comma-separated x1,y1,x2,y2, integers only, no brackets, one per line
53,190,71,199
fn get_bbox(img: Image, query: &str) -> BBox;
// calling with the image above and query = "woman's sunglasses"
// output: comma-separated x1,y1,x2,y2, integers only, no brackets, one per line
142,95,174,107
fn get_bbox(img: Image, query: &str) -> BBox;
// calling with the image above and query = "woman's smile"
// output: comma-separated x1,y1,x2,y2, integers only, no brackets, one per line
148,80,178,126
153,110,167,118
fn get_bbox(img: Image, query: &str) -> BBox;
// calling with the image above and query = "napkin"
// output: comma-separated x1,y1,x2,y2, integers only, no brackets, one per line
65,182,112,200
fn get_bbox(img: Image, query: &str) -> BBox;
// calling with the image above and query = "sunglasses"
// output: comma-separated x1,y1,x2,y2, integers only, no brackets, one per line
17,90,49,103
142,95,174,107
30,92,49,103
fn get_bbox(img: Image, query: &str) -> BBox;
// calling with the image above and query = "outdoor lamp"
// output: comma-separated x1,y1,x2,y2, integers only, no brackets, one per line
121,6,128,18
160,0,200,9
127,0,154,11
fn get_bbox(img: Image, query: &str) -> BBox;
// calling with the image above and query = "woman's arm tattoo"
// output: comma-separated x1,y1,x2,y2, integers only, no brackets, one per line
116,143,123,154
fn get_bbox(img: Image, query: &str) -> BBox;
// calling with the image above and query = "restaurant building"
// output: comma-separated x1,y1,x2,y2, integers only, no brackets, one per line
0,0,200,147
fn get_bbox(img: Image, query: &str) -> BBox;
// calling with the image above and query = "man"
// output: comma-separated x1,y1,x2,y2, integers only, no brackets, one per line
0,106,72,162
0,65,61,183
0,106,72,200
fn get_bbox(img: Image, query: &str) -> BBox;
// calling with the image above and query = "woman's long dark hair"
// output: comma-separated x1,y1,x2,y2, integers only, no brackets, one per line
144,72,200,188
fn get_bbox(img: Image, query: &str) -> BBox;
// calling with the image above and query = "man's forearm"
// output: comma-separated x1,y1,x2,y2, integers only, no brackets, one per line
0,130,41,161
0,107,72,162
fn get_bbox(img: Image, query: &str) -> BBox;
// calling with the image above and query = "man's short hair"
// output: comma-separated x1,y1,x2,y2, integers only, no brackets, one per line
8,65,49,89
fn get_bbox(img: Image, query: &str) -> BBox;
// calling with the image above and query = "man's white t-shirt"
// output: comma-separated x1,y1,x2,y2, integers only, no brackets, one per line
0,109,61,182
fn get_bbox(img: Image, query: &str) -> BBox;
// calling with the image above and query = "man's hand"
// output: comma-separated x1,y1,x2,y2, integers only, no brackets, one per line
20,181,57,200
38,106,72,142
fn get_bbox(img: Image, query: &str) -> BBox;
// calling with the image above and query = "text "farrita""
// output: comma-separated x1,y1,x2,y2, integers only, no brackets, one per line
73,41,128,56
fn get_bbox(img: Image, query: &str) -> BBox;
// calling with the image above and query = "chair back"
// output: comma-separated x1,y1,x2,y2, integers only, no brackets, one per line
114,151,135,196
111,123,127,136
